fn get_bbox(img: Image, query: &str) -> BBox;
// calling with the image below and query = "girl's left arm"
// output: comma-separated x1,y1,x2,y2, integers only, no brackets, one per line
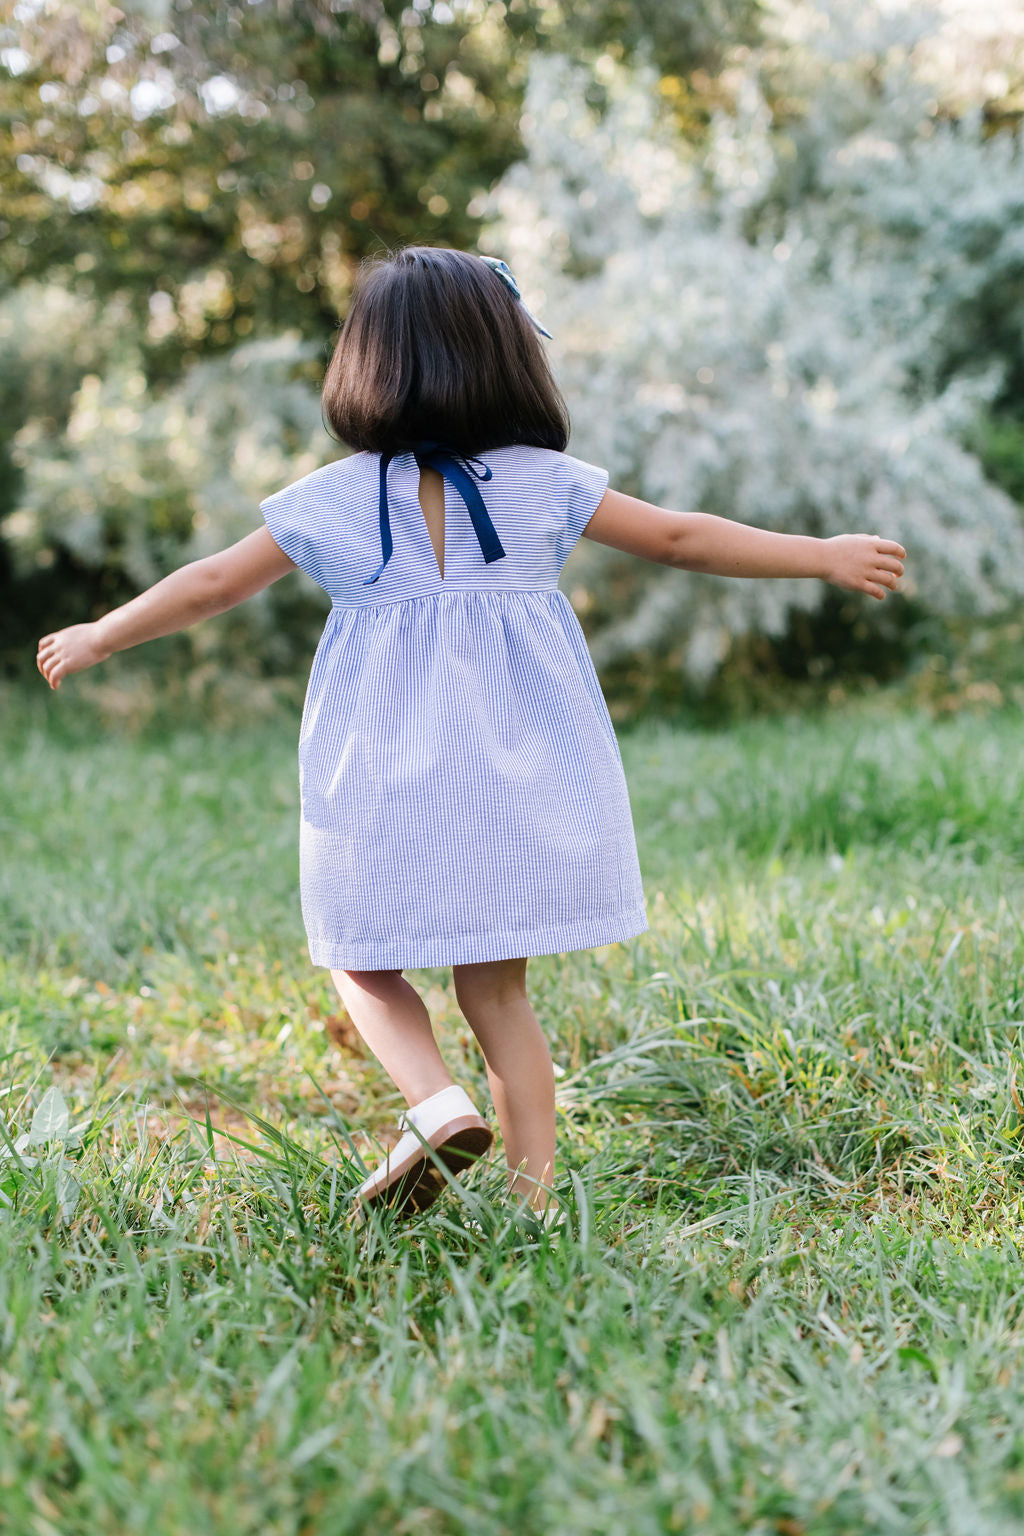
37,528,297,691
581,489,906,599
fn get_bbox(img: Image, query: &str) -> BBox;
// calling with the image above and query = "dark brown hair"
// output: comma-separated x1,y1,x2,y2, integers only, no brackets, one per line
321,245,570,456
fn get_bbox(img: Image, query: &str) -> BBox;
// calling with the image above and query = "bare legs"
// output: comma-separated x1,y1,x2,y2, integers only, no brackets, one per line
330,957,557,1212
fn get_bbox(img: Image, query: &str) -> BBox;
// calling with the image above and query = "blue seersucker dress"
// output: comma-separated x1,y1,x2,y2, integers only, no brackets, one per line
260,442,649,970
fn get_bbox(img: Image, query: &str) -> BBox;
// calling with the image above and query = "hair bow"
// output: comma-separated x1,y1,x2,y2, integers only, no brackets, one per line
480,255,553,339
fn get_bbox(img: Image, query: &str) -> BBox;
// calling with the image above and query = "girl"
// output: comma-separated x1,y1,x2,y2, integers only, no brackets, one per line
36,246,907,1224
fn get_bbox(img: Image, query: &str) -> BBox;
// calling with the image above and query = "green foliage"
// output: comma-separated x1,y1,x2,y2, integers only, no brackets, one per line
0,0,761,680
0,293,333,668
0,0,751,358
488,3,1024,696
0,0,534,349
967,411,1024,507
4,1,1023,703
3,687,1024,1529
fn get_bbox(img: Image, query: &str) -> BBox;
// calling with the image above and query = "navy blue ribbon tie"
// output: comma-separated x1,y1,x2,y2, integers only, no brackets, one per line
364,441,505,585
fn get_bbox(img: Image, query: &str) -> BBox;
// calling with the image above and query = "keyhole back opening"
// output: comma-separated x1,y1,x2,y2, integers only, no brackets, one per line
417,465,446,581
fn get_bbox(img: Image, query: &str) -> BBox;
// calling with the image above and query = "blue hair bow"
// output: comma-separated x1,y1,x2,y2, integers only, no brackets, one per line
365,441,505,585
480,255,553,339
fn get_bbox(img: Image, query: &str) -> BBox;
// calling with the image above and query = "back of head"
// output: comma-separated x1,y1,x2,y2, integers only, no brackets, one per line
321,245,570,457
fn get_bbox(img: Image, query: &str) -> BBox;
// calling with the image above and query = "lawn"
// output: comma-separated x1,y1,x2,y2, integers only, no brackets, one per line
2,681,1024,1535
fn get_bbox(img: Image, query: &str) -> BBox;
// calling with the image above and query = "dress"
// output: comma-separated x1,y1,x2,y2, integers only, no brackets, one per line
259,443,649,970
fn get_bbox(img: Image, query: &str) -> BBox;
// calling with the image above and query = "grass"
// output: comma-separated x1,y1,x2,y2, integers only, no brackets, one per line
2,680,1024,1534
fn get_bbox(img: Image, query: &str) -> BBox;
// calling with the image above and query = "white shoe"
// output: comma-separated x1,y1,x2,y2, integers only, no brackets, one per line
353,1085,493,1218
510,1198,567,1235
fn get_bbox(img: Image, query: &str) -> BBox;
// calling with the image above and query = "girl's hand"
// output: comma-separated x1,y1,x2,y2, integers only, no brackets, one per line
36,623,111,691
823,534,907,600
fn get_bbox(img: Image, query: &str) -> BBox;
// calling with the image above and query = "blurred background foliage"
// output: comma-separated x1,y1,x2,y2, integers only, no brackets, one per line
1,0,1023,723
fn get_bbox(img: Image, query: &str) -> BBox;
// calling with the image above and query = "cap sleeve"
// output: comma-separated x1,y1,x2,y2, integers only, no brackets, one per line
260,481,312,575
557,451,610,566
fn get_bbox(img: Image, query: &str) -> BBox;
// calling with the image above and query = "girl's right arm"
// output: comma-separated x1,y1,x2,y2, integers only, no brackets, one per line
37,527,298,690
581,489,906,600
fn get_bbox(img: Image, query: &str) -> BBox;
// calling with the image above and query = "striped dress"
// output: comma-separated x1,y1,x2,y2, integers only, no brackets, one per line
260,443,649,970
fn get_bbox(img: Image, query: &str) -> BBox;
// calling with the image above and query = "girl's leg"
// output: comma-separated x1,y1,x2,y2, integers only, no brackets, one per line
330,968,454,1107
452,958,556,1212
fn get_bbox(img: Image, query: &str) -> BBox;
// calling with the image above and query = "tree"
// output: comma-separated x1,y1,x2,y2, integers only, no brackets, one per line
482,2,1024,705
1,0,761,675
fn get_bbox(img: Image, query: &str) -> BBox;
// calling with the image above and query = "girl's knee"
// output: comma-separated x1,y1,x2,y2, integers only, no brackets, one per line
331,966,404,1000
453,957,528,1011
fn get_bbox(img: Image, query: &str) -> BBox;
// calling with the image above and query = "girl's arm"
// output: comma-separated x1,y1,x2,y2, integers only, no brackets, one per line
37,527,297,691
581,489,906,599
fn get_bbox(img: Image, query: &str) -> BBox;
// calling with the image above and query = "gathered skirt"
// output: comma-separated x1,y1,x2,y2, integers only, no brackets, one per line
294,587,648,970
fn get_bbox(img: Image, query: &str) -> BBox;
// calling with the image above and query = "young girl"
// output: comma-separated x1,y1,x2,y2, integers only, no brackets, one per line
36,245,907,1224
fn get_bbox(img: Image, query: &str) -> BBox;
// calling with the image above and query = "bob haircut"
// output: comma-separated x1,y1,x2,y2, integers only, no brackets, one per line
321,245,570,457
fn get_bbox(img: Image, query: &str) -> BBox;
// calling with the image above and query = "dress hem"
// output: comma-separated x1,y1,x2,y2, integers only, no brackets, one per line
305,905,650,971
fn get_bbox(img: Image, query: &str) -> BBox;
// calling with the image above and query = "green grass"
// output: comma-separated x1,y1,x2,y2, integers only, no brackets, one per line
3,682,1024,1534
